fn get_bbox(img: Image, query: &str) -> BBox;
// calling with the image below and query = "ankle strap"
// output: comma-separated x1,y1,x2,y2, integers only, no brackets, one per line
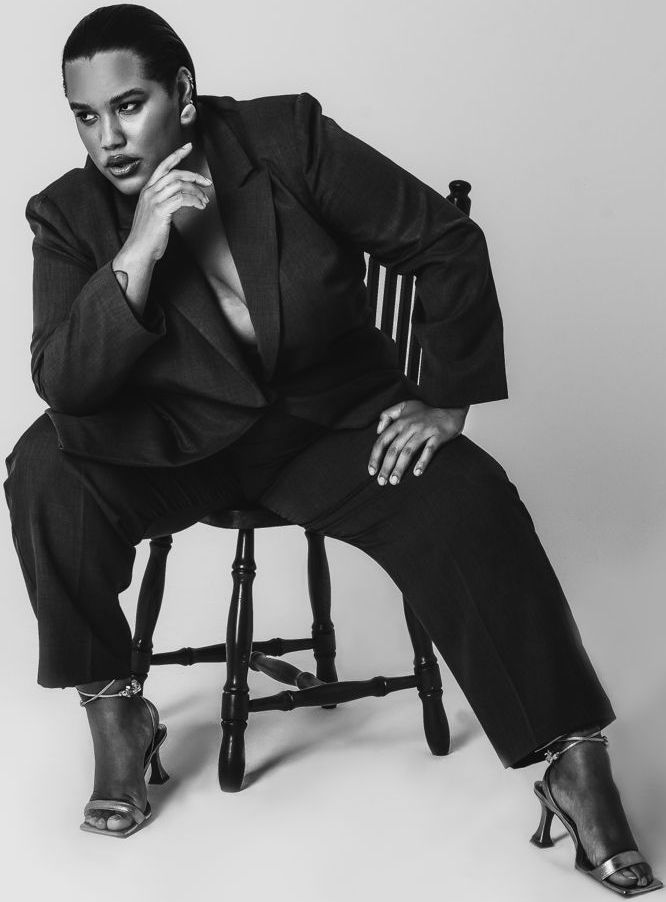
544,730,608,765
77,677,143,707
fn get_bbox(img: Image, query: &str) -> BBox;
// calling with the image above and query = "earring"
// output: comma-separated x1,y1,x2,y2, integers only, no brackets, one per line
180,99,197,124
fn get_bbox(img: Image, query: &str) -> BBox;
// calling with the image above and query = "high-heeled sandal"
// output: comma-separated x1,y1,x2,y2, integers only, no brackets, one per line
530,731,663,896
77,677,169,838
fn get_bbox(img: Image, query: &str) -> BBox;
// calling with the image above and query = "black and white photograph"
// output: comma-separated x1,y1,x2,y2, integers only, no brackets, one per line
2,2,664,899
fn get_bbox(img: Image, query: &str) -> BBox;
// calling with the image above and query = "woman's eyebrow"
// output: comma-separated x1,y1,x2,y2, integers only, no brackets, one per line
69,87,147,111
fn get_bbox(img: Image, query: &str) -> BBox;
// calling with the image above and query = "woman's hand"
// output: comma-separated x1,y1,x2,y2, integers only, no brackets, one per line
124,142,212,263
367,400,469,485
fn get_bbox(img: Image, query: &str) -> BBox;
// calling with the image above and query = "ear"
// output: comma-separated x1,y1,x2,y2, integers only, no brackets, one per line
176,66,197,125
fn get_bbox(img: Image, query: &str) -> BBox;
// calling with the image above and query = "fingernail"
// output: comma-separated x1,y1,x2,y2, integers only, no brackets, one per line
390,474,399,484
414,469,422,476
368,466,375,475
377,476,386,485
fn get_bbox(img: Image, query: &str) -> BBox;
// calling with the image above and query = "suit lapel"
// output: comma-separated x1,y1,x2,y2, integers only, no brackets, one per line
215,169,281,381
87,95,282,383
199,97,281,381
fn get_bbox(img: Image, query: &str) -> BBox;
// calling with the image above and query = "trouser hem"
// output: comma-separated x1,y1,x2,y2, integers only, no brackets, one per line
503,706,617,769
37,654,133,689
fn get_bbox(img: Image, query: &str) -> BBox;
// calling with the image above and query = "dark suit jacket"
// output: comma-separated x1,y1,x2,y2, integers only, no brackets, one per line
24,91,507,467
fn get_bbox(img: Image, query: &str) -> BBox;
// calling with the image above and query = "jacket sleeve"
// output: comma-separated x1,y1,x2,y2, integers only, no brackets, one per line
291,91,508,408
25,191,167,415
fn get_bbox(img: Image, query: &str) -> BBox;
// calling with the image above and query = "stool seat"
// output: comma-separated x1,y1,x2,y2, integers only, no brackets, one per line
200,506,291,530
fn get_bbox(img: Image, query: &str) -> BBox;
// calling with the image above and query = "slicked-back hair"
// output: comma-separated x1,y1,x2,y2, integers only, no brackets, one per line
62,4,198,103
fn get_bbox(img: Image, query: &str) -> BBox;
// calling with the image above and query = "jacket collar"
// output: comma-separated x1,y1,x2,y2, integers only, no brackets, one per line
83,95,281,383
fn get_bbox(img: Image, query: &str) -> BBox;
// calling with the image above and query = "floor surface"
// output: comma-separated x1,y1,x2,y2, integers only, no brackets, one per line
1,518,664,902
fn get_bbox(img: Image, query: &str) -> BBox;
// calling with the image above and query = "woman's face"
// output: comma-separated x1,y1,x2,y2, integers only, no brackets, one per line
64,49,186,196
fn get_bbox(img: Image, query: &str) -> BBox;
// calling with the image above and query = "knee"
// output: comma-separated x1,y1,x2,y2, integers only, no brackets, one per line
430,435,536,534
431,434,514,490
4,413,64,508
408,434,526,533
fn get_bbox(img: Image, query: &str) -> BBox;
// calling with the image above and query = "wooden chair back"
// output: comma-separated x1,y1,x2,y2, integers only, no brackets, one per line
365,179,472,383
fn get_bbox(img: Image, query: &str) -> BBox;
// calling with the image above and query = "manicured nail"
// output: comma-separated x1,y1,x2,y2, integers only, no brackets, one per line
368,466,376,475
390,474,399,484
414,468,422,476
377,476,386,485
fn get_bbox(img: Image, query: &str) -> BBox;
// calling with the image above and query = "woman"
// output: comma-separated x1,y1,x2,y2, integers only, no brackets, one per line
3,3,660,894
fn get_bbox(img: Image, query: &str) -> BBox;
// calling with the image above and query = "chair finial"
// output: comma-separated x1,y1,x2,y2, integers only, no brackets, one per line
446,180,472,215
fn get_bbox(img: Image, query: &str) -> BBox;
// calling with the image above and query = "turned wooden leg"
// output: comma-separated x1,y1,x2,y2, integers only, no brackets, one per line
219,528,255,792
305,529,338,709
131,534,173,683
402,597,450,755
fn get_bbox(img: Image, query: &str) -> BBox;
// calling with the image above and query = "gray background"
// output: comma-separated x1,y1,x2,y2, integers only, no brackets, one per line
1,1,664,899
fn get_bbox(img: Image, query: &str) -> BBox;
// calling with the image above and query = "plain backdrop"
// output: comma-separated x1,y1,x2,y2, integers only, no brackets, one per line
1,2,664,900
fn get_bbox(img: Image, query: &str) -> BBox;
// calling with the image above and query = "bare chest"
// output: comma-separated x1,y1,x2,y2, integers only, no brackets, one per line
172,188,258,348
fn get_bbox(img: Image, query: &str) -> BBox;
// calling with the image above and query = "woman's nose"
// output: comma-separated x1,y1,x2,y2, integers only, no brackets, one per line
99,115,125,149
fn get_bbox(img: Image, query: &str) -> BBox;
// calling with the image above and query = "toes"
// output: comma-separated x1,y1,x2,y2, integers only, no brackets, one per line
633,864,653,887
106,813,133,832
84,809,133,832
607,868,638,887
85,809,108,830
607,865,653,888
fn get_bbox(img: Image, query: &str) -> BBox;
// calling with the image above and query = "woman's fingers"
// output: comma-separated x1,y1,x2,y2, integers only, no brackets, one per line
145,141,193,188
153,178,209,208
368,422,420,484
163,190,209,213
368,416,450,485
383,430,427,485
369,402,468,485
367,418,401,475
122,143,213,263
152,167,213,193
145,142,213,192
412,440,437,477
373,431,438,485
376,401,407,434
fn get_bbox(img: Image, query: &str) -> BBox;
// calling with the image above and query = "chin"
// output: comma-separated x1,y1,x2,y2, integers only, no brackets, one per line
114,179,145,195
102,169,146,196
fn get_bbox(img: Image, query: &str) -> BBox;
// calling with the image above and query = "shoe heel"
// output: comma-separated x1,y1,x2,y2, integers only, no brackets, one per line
530,798,555,848
148,748,170,785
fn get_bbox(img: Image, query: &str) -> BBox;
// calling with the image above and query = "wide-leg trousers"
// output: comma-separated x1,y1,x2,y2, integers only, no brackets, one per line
3,384,615,768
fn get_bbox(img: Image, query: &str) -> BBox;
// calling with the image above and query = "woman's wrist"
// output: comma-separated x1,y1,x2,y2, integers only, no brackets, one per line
112,243,156,316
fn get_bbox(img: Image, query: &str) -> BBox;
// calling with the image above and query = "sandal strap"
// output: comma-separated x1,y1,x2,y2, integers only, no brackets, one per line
544,730,609,765
84,799,148,825
590,850,646,881
77,677,143,707
140,697,159,744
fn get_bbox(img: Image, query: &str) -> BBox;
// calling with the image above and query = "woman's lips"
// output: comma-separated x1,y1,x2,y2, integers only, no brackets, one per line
108,158,141,178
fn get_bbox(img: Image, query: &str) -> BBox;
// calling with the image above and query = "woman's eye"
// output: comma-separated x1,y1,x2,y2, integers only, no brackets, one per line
75,102,140,125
